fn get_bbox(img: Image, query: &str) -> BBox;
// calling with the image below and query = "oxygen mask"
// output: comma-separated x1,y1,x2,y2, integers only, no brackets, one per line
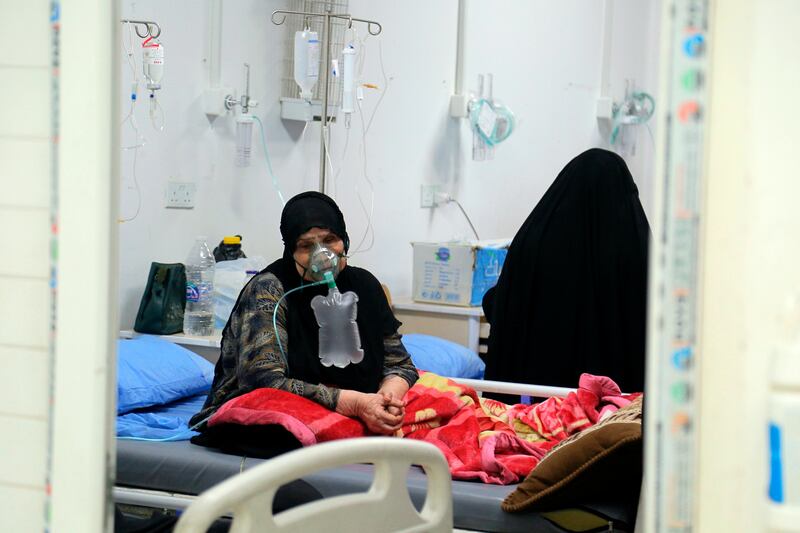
307,242,342,285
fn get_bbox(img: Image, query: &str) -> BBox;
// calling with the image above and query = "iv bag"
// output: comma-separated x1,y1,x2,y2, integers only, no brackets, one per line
311,287,364,368
143,43,164,90
294,30,320,100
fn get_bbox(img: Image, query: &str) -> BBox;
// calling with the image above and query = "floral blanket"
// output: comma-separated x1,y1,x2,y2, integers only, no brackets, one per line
208,372,639,485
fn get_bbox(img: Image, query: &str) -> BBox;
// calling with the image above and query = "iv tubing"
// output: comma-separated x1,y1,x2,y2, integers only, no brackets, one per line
253,115,286,206
349,98,375,255
119,22,144,222
348,37,388,255
118,144,142,223
272,279,328,369
365,40,389,135
322,127,337,195
332,126,351,200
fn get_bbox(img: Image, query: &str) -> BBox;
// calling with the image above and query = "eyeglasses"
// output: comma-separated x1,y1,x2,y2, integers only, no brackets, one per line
295,233,341,252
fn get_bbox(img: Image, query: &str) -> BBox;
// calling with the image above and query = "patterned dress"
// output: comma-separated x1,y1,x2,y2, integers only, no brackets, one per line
191,272,418,425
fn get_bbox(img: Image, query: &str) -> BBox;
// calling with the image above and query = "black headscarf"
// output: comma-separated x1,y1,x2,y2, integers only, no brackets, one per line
279,191,351,259
483,149,650,397
265,191,399,393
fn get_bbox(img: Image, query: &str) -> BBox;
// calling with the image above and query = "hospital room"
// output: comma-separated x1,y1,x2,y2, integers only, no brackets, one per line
2,0,800,531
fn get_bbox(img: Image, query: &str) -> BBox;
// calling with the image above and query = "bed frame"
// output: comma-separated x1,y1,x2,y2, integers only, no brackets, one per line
114,380,637,532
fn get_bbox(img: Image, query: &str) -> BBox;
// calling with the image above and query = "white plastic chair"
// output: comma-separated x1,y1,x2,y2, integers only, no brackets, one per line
173,437,453,533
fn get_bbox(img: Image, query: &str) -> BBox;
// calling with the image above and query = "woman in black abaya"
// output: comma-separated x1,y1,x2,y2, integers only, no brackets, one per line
482,149,649,401
191,192,419,445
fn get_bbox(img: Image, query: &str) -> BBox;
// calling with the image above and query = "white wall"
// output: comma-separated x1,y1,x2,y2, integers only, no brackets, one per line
118,0,660,328
0,1,52,530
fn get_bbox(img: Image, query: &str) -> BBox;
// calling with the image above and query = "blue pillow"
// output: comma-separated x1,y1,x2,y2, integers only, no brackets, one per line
117,335,214,414
402,333,485,379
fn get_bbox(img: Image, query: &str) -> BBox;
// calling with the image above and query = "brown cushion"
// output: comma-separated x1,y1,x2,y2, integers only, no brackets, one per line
502,396,643,513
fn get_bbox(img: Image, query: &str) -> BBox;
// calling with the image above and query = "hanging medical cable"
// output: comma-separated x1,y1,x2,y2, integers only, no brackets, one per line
349,97,376,255
318,113,352,201
119,22,145,223
272,279,328,368
123,21,138,81
454,199,480,241
644,121,657,151
365,40,389,135
118,147,142,223
253,115,286,206
299,119,310,145
434,192,481,241
341,27,357,128
327,28,362,198
348,37,391,256
331,126,351,200
322,126,337,197
122,22,139,112
121,22,146,149
299,119,316,186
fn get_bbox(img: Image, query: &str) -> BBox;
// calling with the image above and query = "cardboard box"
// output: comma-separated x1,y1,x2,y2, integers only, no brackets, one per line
411,240,510,306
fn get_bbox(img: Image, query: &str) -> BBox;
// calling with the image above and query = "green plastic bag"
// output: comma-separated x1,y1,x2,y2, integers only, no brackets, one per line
134,262,186,335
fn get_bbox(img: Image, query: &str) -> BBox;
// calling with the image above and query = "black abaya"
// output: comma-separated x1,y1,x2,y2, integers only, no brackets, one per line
483,148,650,398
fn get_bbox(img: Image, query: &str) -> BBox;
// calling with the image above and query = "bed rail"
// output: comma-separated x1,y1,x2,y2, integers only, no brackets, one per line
452,378,575,398
173,438,452,533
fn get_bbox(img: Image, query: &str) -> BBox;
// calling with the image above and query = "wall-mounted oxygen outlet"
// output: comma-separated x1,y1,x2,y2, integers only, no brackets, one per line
165,181,197,209
421,184,440,208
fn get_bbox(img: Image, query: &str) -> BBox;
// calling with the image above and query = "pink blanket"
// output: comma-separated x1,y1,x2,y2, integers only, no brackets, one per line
208,372,638,485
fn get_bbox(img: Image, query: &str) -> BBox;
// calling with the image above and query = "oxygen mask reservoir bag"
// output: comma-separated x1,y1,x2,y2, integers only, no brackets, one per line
306,242,363,368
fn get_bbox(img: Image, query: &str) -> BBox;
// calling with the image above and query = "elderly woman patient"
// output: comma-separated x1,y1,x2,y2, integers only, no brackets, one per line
190,192,418,447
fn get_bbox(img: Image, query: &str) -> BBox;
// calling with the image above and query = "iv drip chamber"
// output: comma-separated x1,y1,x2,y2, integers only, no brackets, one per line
341,28,357,115
341,46,355,115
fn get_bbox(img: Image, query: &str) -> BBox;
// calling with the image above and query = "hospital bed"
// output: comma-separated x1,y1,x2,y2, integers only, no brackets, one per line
114,378,639,532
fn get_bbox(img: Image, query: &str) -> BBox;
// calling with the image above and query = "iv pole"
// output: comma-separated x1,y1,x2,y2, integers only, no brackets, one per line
271,8,382,194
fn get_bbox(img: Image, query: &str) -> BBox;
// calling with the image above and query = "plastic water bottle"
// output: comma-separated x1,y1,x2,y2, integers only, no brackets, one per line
183,236,216,336
311,286,364,368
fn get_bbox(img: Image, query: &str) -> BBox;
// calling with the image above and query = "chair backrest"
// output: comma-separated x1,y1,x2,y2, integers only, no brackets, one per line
381,283,393,306
173,437,453,533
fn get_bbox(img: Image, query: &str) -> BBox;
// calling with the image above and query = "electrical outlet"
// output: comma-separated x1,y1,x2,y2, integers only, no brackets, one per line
165,181,197,209
421,184,440,208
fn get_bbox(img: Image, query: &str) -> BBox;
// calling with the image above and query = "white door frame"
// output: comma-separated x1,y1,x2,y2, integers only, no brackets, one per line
50,0,119,531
